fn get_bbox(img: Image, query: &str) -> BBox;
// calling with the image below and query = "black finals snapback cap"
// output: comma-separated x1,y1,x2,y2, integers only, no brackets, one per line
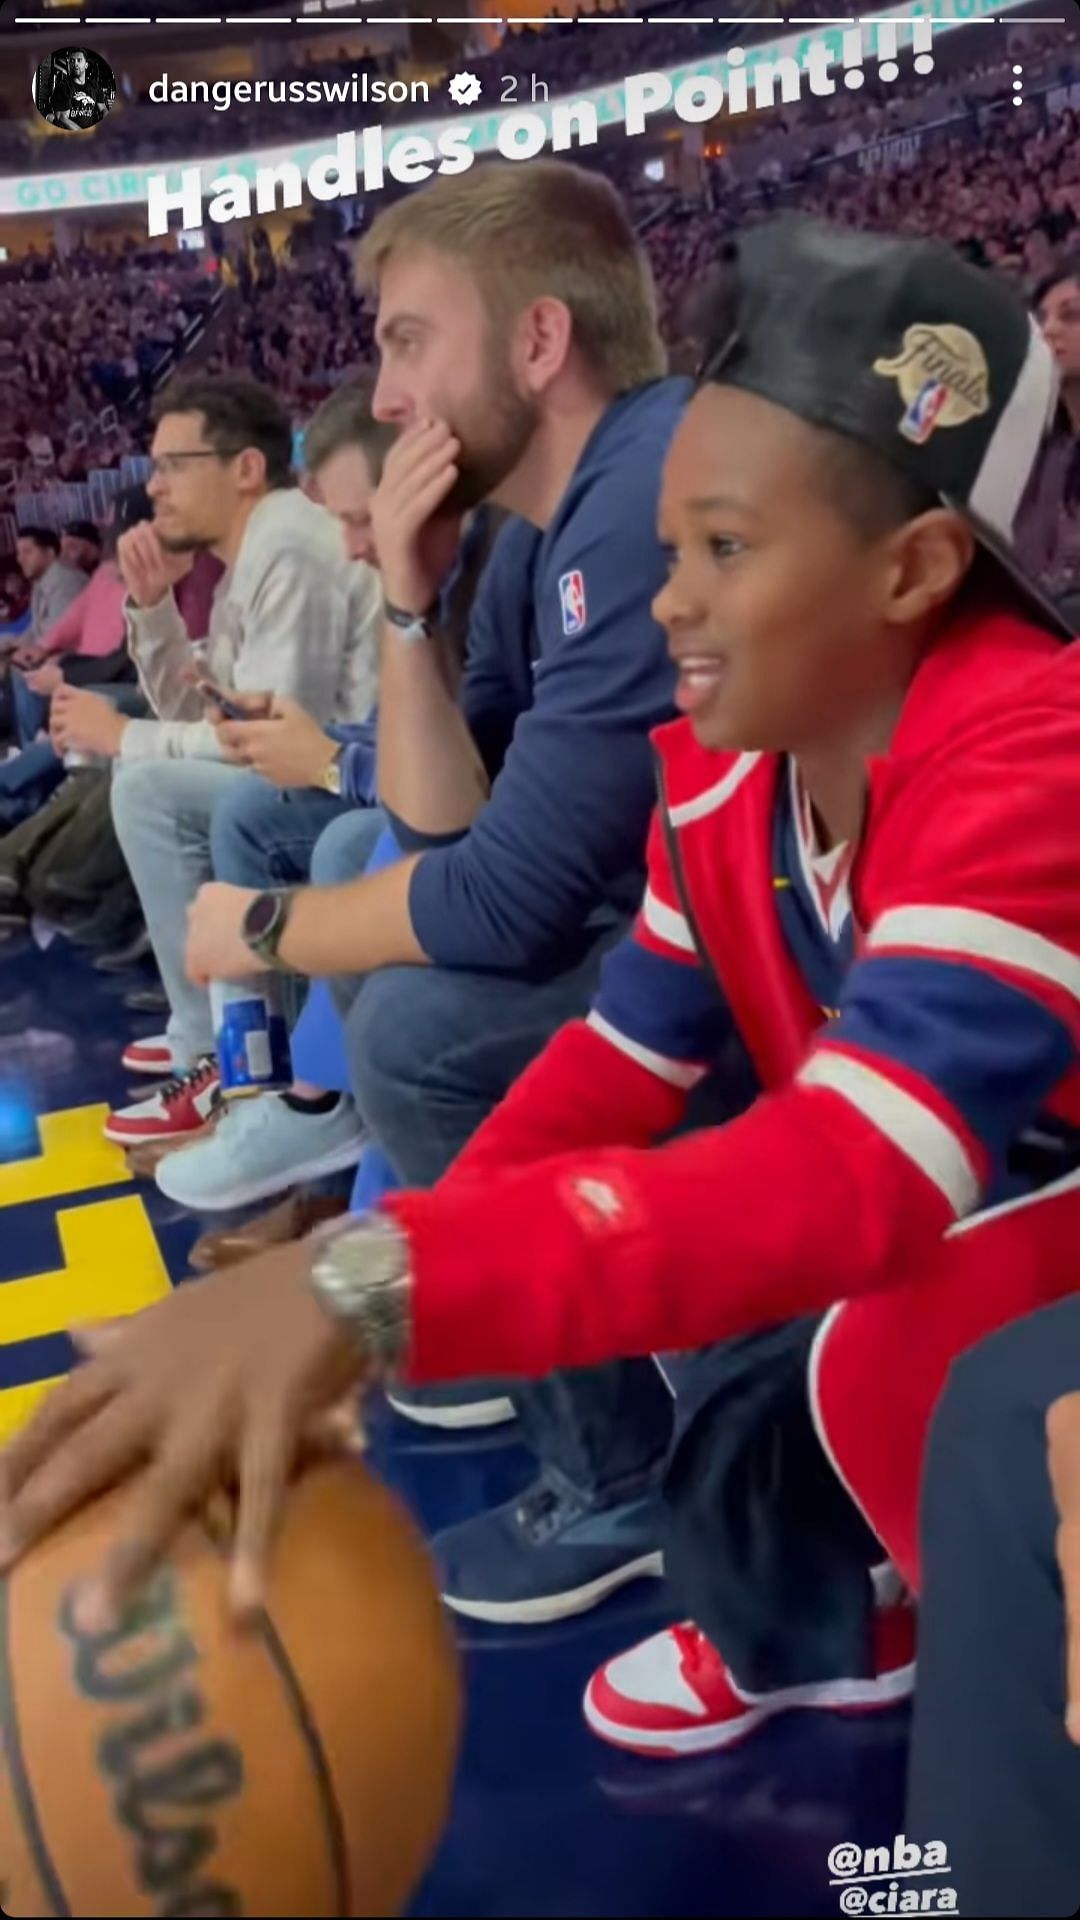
698,216,1071,638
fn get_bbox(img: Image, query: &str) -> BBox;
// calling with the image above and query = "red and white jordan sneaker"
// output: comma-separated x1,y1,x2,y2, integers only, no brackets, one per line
121,1034,176,1077
104,1058,220,1146
583,1604,916,1758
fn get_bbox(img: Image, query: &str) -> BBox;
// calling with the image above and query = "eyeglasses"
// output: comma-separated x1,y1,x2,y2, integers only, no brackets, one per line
148,452,225,479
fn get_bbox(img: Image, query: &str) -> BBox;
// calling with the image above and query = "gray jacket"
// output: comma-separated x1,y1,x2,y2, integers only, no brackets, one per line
30,560,87,644
120,488,380,762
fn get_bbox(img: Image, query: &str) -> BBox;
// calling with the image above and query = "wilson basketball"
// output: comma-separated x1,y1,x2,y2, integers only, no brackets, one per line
0,1459,461,1917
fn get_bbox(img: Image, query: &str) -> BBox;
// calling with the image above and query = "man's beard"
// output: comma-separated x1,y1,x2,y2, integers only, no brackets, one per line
155,529,216,555
444,374,539,515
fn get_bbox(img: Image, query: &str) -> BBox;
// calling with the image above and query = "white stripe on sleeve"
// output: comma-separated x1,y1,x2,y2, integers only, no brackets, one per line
868,905,1080,1010
642,886,696,954
587,1012,706,1089
798,1049,980,1217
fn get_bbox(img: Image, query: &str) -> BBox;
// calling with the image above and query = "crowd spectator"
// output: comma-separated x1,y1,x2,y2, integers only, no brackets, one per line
204,237,376,417
72,373,382,1141
9,528,85,649
119,156,686,1281
0,493,148,829
4,18,1080,653
0,247,221,492
59,520,103,577
0,530,222,930
1016,256,1080,629
0,571,29,635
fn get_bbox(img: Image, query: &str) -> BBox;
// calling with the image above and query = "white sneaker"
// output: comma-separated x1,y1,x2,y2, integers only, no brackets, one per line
583,1606,917,1758
122,1034,177,1077
104,1059,220,1146
155,1092,367,1211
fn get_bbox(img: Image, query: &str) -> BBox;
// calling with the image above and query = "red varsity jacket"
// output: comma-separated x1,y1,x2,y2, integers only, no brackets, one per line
385,601,1080,1386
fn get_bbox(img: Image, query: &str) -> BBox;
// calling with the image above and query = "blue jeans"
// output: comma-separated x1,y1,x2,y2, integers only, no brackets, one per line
338,922,677,1496
11,674,48,751
114,758,346,1065
341,938,874,1675
209,775,365,893
113,758,252,1064
0,682,147,852
215,796,398,1213
210,782,385,1036
288,810,392,1089
10,676,145,757
302,814,401,1211
0,739,64,830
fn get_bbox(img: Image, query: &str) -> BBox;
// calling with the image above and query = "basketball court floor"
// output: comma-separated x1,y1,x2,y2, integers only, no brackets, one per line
0,930,911,1917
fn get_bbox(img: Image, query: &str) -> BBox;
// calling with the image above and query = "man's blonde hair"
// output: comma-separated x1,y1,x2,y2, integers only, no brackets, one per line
357,159,668,395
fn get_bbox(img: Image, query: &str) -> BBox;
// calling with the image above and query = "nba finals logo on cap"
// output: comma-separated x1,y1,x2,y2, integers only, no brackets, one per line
873,324,990,445
559,569,587,636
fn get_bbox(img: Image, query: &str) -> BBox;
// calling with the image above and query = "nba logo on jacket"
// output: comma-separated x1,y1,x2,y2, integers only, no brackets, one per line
559,569,587,635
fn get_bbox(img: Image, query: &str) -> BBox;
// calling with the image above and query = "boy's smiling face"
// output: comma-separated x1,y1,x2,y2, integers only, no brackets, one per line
652,383,974,756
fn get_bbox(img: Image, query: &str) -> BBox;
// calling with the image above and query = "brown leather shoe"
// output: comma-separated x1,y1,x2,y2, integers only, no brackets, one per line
189,1191,348,1273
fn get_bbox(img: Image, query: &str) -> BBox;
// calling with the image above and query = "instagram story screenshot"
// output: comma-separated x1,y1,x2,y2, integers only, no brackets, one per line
0,0,1079,1917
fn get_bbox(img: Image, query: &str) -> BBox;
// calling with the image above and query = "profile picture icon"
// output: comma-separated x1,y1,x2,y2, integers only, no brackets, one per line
32,48,116,132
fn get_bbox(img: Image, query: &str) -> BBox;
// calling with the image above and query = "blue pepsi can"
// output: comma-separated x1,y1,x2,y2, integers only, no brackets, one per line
210,980,292,1099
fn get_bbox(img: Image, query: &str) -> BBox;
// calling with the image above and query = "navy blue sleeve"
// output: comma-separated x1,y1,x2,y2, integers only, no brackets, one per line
457,520,537,784
373,522,538,855
406,491,675,972
325,716,377,806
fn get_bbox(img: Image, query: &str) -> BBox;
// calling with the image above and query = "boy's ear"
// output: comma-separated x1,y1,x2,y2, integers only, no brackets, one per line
883,509,976,629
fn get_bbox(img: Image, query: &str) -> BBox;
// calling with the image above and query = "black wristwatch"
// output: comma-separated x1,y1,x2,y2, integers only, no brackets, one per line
241,889,296,970
383,598,439,644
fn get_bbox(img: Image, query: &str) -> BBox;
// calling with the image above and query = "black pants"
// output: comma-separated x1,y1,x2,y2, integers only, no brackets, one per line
519,1061,883,1692
906,1297,1080,1918
661,1318,882,1693
358,1007,882,1688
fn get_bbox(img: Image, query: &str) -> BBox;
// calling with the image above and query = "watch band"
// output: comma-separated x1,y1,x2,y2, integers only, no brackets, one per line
241,889,296,971
383,599,438,644
309,1214,413,1378
321,745,345,796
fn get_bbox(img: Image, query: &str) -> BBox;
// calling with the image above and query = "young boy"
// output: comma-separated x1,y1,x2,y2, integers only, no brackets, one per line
4,217,1080,1763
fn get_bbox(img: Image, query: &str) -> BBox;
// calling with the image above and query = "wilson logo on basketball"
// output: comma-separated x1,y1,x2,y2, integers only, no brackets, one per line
58,1569,244,1917
0,1465,461,1916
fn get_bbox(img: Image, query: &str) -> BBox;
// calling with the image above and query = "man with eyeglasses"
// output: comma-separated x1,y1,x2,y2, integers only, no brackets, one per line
51,374,380,1138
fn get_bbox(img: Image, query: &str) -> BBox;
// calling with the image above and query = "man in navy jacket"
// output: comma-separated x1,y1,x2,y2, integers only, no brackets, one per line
165,165,687,1577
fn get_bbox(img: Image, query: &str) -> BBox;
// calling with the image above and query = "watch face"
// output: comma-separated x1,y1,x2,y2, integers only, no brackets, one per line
245,892,280,942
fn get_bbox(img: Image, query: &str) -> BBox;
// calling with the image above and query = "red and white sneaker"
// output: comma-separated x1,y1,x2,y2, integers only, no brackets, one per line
583,1604,916,1758
121,1034,176,1078
104,1058,220,1147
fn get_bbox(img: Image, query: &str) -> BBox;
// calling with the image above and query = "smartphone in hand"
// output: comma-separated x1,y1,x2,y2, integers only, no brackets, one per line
197,678,270,722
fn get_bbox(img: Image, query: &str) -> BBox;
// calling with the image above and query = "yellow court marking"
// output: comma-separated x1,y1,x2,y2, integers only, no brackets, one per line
0,1194,171,1347
0,1194,173,1445
0,1105,131,1210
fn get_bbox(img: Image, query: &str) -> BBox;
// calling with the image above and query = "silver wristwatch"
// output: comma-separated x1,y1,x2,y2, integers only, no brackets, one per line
308,1214,413,1379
